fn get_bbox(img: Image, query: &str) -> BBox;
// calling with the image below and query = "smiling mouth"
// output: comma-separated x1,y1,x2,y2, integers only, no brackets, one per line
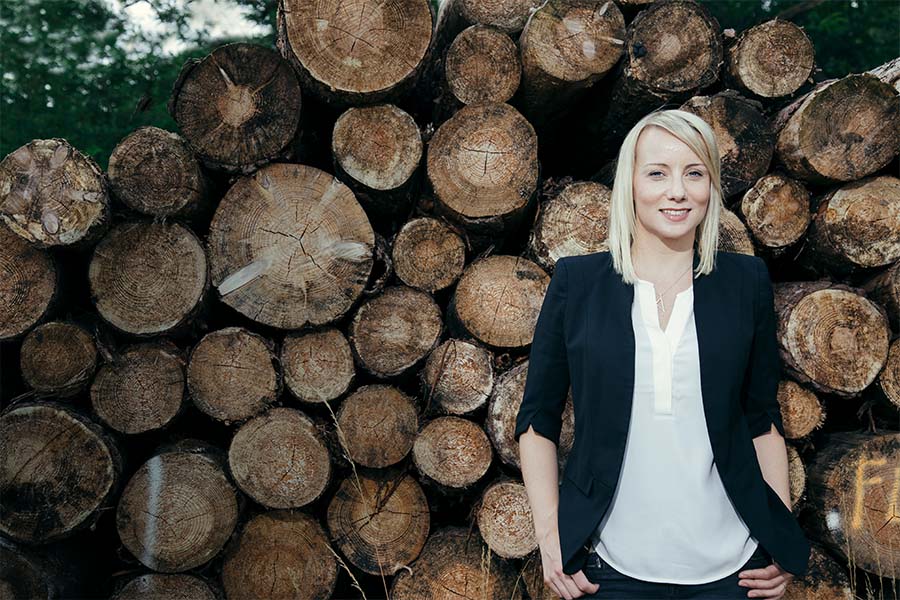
660,209,690,214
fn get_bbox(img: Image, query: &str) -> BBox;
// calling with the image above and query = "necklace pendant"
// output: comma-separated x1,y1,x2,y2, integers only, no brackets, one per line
656,294,666,314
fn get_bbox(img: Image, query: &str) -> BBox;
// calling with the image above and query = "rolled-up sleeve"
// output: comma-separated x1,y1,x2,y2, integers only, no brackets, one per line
514,257,570,446
742,257,786,439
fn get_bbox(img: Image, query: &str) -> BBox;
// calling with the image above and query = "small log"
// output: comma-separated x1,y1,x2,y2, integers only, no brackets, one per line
718,207,755,255
116,445,240,573
168,43,300,173
421,339,494,415
0,224,57,340
0,402,121,544
229,407,331,509
91,342,185,435
88,222,208,336
515,0,624,127
783,543,852,599
681,91,775,199
868,56,900,93
111,574,218,600
487,360,575,470
390,526,523,599
412,416,492,489
336,384,418,468
528,180,610,271
281,327,355,404
20,322,96,397
349,286,443,378
476,478,536,559
804,431,900,577
392,217,466,293
221,511,337,600
456,0,541,33
876,338,900,412
332,104,423,224
426,103,539,244
276,0,433,106
187,327,279,424
774,281,891,397
207,163,375,329
775,74,900,183
449,255,549,349
739,173,811,255
803,176,900,274
326,472,430,576
446,25,520,107
0,139,109,247
725,20,815,99
862,261,900,332
786,445,806,510
778,380,824,440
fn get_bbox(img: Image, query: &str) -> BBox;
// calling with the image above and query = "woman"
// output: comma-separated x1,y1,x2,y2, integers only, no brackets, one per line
515,109,810,600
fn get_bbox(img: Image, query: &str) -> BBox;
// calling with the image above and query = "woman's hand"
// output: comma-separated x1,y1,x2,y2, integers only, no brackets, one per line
539,531,600,599
737,561,794,599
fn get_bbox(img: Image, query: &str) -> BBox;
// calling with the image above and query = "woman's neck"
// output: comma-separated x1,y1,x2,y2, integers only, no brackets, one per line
631,239,695,281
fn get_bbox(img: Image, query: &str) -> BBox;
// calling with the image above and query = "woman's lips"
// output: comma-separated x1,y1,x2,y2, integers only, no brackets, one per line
660,208,690,222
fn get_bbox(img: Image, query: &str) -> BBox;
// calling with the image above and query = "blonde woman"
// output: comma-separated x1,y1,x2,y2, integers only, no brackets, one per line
516,110,809,599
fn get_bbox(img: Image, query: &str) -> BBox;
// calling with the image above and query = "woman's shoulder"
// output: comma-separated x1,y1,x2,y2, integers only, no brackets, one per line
556,250,613,274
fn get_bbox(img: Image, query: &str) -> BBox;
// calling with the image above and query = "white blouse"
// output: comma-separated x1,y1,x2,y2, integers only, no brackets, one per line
589,277,759,584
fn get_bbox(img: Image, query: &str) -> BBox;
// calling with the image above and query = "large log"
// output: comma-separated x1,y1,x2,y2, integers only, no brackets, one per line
0,139,109,247
392,217,467,293
281,327,356,404
335,384,418,468
724,19,815,99
528,180,610,271
111,574,218,600
0,402,121,544
868,56,900,93
774,74,900,183
804,432,900,577
738,173,811,256
276,0,433,106
782,543,853,600
412,416,492,490
421,338,494,415
476,478,536,559
0,224,57,341
168,43,301,173
19,321,97,397
445,25,520,108
718,207,756,255
774,281,891,397
88,222,208,336
207,163,374,329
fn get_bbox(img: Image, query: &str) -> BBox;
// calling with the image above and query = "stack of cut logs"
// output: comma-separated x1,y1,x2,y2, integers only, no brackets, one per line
1,0,898,598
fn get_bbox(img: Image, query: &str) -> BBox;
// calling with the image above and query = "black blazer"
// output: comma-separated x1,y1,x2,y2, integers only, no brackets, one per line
514,250,810,578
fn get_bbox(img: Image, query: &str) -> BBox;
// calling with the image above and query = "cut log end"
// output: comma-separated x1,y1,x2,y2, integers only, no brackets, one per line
413,416,492,489
0,225,57,341
739,173,811,251
777,380,824,440
530,181,610,270
727,20,815,98
20,321,96,396
112,574,218,600
337,385,418,468
476,479,536,558
446,25,520,105
422,339,494,415
282,327,355,403
393,217,467,293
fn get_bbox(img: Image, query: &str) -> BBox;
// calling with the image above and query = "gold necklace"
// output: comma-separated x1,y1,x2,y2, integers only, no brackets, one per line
638,261,693,315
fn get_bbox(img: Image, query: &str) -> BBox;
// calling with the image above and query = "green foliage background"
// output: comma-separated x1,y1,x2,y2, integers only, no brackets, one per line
1,0,897,169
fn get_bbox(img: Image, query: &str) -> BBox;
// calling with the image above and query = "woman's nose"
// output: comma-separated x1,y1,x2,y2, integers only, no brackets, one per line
667,178,687,201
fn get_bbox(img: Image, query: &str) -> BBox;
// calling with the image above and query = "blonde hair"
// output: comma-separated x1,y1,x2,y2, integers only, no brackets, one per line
606,109,723,284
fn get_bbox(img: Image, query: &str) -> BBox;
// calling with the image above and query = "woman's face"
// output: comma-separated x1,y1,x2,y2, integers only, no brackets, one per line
631,125,711,248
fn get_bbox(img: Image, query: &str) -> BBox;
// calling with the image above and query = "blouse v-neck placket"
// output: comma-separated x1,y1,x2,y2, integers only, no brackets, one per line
635,279,694,415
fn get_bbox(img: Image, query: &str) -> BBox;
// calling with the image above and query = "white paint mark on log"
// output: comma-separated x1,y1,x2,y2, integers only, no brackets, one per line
328,241,371,263
563,17,584,35
142,455,163,567
41,212,59,234
826,509,842,532
218,257,272,296
582,40,596,59
598,1,610,16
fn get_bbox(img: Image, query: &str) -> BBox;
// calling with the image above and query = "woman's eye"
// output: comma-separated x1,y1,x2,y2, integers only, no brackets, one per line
649,171,664,177
689,170,705,178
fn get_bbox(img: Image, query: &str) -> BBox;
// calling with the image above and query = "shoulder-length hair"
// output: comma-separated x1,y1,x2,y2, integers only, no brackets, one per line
607,109,723,284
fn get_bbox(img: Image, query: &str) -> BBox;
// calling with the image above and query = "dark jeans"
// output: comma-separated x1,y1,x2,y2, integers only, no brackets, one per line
581,544,773,599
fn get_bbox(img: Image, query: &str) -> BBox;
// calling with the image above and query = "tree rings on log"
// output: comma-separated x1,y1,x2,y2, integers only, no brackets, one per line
449,255,549,349
446,26,520,106
336,385,418,468
718,208,755,255
486,360,574,469
112,574,218,600
91,342,185,435
222,511,337,600
390,526,523,599
276,0,433,105
476,479,536,558
786,445,806,510
681,92,774,199
805,176,900,273
0,139,109,247
529,181,610,271
725,20,814,99
228,407,331,509
774,282,890,396
427,103,538,238
775,74,900,183
349,286,442,378
456,0,540,33
0,402,121,544
739,173,810,253
805,432,900,577
777,380,824,440
89,222,208,336
20,321,97,397
0,224,57,340
877,338,900,410
862,261,900,332
281,327,355,404
108,126,208,217
421,339,494,415
412,416,492,489
168,43,300,173
116,449,240,572
187,327,278,424
392,217,466,293
208,163,375,329
327,472,430,576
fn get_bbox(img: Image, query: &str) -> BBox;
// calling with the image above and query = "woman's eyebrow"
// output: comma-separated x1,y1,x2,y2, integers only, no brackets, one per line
643,162,706,168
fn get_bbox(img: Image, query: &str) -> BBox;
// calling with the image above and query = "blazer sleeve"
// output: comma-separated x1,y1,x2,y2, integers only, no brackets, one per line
742,257,786,439
514,257,570,447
